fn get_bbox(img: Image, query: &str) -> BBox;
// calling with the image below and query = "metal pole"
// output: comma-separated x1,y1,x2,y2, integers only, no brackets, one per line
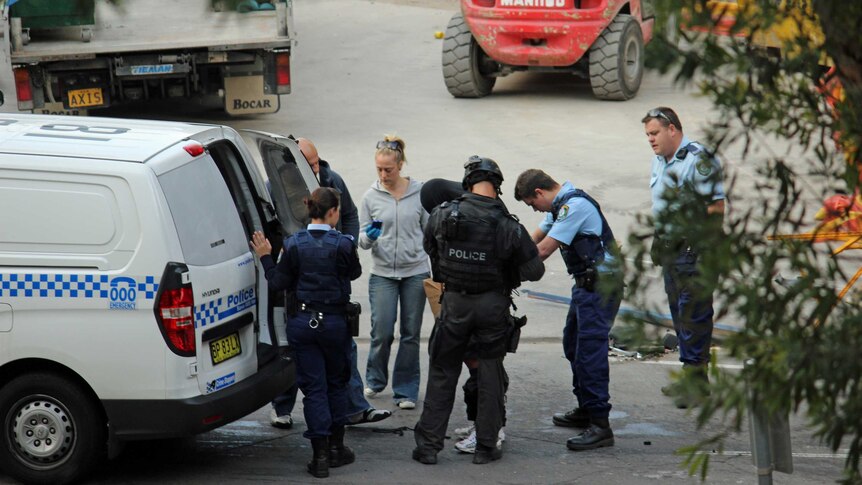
746,358,773,485
749,402,774,485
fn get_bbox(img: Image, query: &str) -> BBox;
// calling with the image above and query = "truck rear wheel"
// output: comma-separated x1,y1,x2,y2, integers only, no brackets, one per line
0,373,105,485
442,13,496,98
589,14,644,101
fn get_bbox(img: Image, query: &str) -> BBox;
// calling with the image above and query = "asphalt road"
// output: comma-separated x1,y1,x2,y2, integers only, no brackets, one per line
77,344,843,485
0,0,846,483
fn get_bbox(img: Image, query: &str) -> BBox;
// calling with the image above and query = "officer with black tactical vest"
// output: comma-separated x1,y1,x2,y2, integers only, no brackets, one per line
514,169,622,452
413,157,544,466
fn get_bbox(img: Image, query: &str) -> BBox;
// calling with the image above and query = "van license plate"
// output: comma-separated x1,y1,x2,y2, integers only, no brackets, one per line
67,88,105,108
210,332,242,365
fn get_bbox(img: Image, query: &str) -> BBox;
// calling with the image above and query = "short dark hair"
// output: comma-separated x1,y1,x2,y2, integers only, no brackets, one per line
514,169,558,201
641,106,683,132
304,187,340,219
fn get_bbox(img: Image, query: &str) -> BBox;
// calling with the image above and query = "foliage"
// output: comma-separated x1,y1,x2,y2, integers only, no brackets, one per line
620,0,862,482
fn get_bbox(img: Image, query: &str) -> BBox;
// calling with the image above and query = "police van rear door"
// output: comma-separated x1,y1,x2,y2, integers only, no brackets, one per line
157,153,259,396
241,131,319,237
239,131,319,345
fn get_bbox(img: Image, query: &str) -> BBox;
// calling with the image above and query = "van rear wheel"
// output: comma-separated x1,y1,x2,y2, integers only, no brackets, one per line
442,13,496,98
0,373,105,485
589,14,644,100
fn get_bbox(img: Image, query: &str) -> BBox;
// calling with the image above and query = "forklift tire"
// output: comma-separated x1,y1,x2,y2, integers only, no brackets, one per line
442,13,496,98
589,14,644,101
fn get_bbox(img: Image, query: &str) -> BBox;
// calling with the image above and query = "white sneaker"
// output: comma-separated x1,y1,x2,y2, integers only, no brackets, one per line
269,408,293,429
397,400,416,410
364,387,378,398
454,430,477,453
454,424,475,439
453,428,505,453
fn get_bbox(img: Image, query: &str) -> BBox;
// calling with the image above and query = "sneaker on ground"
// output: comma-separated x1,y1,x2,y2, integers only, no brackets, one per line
269,408,293,429
364,387,378,398
455,430,477,453
454,428,505,453
397,400,416,410
454,424,475,439
348,407,392,425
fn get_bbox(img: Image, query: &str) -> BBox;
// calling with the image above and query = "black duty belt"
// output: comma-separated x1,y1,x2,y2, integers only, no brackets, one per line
659,237,692,253
299,302,346,315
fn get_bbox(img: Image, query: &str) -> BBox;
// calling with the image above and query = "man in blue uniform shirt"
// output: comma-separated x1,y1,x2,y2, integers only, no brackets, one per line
642,107,725,408
514,169,621,451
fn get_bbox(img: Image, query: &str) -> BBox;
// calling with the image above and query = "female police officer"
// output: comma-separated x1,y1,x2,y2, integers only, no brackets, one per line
250,187,362,478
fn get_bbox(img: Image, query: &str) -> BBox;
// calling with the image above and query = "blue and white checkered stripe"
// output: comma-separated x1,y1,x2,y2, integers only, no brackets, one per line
196,299,221,328
0,274,158,299
194,287,256,329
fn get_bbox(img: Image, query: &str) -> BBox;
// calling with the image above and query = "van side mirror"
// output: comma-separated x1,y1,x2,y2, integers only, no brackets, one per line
0,91,4,107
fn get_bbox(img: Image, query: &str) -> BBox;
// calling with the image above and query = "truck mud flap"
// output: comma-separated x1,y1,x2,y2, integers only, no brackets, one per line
224,75,279,116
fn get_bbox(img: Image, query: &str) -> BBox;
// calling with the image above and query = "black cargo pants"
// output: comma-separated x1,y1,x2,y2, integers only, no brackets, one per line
414,290,509,452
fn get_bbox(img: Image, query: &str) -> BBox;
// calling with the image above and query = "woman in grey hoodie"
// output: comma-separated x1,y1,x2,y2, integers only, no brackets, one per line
358,136,430,409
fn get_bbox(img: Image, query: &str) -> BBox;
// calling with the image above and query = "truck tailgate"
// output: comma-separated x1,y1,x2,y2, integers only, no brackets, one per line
10,0,291,63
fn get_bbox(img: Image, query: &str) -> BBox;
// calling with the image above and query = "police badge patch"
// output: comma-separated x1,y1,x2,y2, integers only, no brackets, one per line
557,205,569,220
696,158,712,176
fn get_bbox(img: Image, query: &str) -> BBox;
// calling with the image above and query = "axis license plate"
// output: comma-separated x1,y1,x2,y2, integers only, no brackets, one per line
67,88,105,108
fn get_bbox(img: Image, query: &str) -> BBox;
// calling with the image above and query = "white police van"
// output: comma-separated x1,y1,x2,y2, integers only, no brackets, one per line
0,114,318,484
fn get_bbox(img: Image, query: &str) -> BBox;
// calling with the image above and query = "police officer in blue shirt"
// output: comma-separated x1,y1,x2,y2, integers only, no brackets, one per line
250,187,362,479
642,107,725,408
514,169,621,451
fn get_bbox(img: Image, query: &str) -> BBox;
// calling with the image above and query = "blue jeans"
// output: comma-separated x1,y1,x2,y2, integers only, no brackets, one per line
273,339,371,418
365,272,428,403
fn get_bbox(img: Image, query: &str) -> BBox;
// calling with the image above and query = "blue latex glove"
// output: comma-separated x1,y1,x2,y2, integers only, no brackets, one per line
365,226,382,241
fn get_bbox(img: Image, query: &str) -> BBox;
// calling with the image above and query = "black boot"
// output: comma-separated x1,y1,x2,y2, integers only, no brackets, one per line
328,426,355,468
472,443,502,464
307,437,330,478
411,447,438,465
552,407,590,428
673,364,710,409
566,418,614,451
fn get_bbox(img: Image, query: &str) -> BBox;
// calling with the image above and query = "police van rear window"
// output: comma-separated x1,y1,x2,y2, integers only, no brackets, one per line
158,156,248,265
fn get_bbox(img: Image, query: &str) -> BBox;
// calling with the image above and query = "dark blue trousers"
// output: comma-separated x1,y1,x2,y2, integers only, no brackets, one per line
286,310,351,439
663,267,714,366
563,284,620,420
272,339,369,418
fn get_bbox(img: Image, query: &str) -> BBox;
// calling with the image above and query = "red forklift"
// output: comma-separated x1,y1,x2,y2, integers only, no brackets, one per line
442,0,655,100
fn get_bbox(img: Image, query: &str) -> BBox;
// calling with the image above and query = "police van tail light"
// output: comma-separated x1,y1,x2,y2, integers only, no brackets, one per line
275,52,290,94
14,67,34,110
154,262,196,357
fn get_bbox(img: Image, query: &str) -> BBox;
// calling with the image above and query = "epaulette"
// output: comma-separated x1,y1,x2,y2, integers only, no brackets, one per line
675,142,703,160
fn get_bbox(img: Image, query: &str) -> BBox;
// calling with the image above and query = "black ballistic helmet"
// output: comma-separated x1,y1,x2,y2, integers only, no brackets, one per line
462,155,504,192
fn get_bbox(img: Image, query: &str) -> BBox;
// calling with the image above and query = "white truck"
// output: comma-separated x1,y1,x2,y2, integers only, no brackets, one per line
0,0,294,116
